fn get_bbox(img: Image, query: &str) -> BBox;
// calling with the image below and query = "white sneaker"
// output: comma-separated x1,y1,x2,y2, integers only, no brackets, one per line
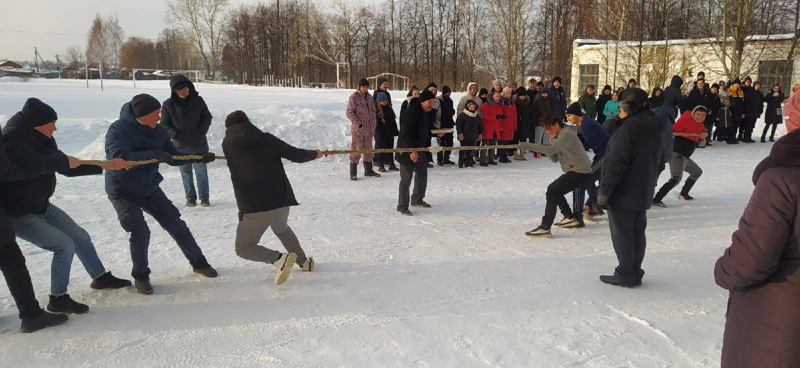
556,217,580,228
300,257,314,272
525,226,553,238
273,252,297,285
583,210,597,223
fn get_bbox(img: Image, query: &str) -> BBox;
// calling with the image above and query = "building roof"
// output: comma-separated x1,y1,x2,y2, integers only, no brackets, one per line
0,61,23,69
574,34,797,48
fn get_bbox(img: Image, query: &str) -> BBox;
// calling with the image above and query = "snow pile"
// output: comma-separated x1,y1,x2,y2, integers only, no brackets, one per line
0,77,26,83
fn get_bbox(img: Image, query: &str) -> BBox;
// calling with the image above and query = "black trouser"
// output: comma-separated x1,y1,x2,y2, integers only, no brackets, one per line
458,139,476,164
572,187,586,225
728,113,742,141
762,123,778,140
398,158,428,210
704,117,715,142
437,133,454,163
0,209,41,320
109,189,209,280
541,172,591,229
608,208,647,284
740,117,757,138
375,135,395,165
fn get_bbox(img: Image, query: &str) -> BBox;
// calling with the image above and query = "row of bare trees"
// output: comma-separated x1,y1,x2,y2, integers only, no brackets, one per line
58,0,799,91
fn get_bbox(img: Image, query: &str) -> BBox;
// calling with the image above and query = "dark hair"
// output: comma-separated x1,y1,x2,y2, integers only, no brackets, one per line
540,113,564,128
407,85,420,96
586,84,596,91
225,110,250,127
528,78,537,84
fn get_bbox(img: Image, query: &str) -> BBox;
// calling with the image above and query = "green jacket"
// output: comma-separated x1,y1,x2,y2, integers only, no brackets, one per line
578,92,597,118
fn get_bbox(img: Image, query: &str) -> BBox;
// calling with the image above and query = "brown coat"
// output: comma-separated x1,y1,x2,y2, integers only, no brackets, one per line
714,130,800,368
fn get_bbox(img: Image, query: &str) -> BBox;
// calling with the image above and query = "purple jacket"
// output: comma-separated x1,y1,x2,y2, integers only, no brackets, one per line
346,91,377,137
715,129,800,368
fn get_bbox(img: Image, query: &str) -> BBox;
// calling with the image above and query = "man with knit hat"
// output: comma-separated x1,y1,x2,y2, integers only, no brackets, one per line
159,74,213,208
346,78,379,180
105,93,218,295
547,77,568,120
1,97,132,315
396,90,444,216
222,111,323,285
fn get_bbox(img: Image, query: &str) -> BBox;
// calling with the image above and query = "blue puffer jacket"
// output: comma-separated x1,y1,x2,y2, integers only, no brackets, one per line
105,102,198,198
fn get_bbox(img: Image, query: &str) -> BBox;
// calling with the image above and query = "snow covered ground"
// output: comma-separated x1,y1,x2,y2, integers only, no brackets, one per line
0,79,780,367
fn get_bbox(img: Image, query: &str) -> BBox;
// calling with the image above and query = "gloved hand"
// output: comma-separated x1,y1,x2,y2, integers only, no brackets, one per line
200,152,216,163
499,114,507,119
596,193,609,210
155,152,173,164
496,114,503,120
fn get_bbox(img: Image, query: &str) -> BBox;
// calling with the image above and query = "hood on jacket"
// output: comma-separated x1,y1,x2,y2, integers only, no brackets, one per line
225,119,262,148
753,130,800,184
669,75,683,89
627,110,664,137
467,82,479,96
651,87,663,97
169,75,198,100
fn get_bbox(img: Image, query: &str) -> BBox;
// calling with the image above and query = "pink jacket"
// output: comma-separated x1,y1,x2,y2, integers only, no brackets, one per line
784,93,800,133
346,91,377,136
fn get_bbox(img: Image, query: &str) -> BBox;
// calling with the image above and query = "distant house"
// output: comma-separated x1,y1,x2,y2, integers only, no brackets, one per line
0,61,34,78
0,61,23,69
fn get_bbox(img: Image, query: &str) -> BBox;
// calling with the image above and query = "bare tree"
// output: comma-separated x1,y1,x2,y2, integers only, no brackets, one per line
166,0,229,80
64,45,83,68
120,37,159,69
85,13,124,71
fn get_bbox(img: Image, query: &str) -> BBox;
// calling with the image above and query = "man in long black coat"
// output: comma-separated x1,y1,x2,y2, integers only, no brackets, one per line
222,111,322,286
597,88,665,287
159,75,213,207
397,90,440,216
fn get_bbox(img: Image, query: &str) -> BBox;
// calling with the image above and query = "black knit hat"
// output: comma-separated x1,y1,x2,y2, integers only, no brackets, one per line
426,82,438,90
419,90,435,102
711,83,720,89
566,102,584,116
358,78,369,87
744,76,753,83
732,78,742,85
131,94,162,118
516,87,527,97
441,85,451,95
20,98,58,127
603,85,612,92
536,81,544,87
225,110,250,128
552,76,562,84
479,88,488,96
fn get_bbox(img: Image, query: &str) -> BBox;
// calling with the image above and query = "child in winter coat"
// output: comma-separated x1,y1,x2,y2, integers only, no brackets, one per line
375,92,399,172
456,100,482,168
603,91,620,119
480,91,503,166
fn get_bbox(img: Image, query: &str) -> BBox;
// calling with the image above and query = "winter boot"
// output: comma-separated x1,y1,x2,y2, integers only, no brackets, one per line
378,164,387,173
411,201,431,208
273,252,297,286
186,200,197,208
388,163,400,171
761,136,767,143
397,208,413,216
583,210,597,223
679,178,697,200
47,294,89,315
589,203,605,217
200,199,210,207
193,265,219,278
20,310,68,333
525,226,553,238
90,271,132,290
364,162,381,177
458,159,464,168
653,178,679,205
135,279,153,295
350,163,358,181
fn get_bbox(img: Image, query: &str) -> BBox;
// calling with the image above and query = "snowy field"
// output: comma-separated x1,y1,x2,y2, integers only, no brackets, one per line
0,79,782,367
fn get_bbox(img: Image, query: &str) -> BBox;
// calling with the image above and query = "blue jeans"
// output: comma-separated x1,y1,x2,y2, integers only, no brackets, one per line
108,189,208,280
179,163,209,201
9,204,106,296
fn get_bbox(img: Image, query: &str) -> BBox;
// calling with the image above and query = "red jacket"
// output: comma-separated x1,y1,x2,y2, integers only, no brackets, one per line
499,101,517,140
482,101,503,138
673,111,707,142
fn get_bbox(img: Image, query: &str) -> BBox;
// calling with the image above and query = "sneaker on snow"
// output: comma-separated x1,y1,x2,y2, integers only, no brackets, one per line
556,217,580,228
653,201,668,208
193,265,218,278
300,257,315,272
90,271,132,290
398,208,413,216
678,193,694,201
525,226,553,238
47,294,89,315
273,252,297,286
20,310,68,333
411,201,431,208
135,279,154,295
589,204,605,217
583,210,598,223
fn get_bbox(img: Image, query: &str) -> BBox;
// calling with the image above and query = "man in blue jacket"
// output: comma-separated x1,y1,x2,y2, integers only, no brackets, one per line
547,77,568,120
565,102,610,222
105,94,217,295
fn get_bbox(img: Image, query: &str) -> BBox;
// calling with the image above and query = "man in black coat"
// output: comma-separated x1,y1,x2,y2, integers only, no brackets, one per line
105,94,218,295
597,88,665,287
547,77,568,120
222,111,322,285
1,98,131,314
741,78,765,143
661,75,684,122
437,85,456,166
397,90,442,216
687,78,711,112
159,75,213,207
0,119,68,333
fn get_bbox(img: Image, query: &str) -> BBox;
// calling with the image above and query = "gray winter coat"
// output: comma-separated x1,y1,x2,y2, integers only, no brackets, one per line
520,127,591,174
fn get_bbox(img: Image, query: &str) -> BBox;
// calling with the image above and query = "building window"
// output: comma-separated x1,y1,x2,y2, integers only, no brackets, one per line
578,64,600,93
758,60,793,94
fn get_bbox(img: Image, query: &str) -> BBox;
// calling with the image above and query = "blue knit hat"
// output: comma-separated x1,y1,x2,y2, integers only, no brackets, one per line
376,92,388,103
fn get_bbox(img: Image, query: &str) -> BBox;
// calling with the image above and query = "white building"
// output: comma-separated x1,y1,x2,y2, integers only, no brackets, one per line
570,34,798,103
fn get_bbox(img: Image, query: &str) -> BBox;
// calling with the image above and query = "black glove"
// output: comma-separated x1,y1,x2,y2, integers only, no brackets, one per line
496,114,503,120
499,114,507,119
155,152,173,164
200,152,216,163
596,193,609,209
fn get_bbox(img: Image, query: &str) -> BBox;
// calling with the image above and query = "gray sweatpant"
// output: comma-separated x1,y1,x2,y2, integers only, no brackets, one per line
669,152,703,182
235,207,306,266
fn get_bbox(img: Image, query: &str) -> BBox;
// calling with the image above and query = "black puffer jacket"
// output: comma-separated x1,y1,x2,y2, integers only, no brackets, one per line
159,75,213,152
222,120,317,214
649,88,665,107
438,95,456,130
396,99,430,166
0,128,33,244
661,75,684,121
744,86,765,119
0,113,101,216
599,110,665,211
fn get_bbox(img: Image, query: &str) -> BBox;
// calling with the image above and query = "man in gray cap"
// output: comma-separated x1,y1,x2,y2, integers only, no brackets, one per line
105,94,218,295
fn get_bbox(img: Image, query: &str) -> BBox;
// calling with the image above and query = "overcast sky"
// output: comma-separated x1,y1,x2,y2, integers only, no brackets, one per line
0,0,348,62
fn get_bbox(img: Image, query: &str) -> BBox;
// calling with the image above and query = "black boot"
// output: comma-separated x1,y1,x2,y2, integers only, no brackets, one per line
388,162,400,171
458,159,464,168
364,162,381,177
761,136,766,143
90,271,132,290
350,163,358,181
679,178,697,200
135,278,154,295
47,294,89,315
653,179,679,206
20,310,68,333
378,164,387,173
